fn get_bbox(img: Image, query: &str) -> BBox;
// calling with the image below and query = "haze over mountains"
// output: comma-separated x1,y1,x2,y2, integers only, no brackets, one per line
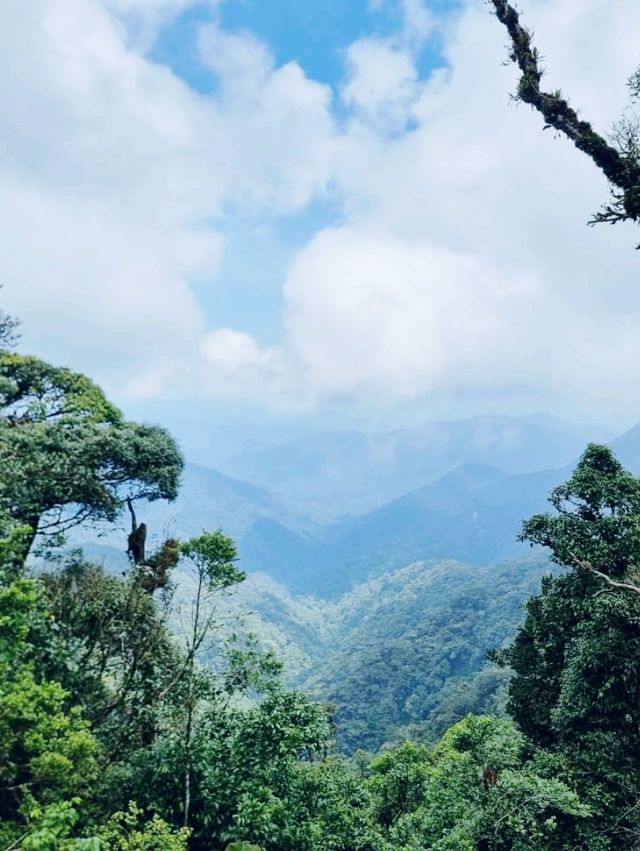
218,414,610,521
70,412,640,751
76,413,633,597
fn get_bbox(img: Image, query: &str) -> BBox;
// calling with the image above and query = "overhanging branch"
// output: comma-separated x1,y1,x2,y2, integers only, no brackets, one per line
489,0,640,226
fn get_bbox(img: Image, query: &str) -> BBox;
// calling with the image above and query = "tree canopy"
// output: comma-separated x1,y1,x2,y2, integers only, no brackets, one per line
0,351,183,558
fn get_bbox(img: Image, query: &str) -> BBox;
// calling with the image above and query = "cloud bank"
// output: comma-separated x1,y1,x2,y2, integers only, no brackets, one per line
2,0,640,420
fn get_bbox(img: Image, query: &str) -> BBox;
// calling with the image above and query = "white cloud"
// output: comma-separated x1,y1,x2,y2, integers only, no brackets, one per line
282,226,541,399
341,39,422,132
0,0,338,391
103,0,221,49
202,0,640,419
400,0,434,46
341,0,433,132
3,0,640,423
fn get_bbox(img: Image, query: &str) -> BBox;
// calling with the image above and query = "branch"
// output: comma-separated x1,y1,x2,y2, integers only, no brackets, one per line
571,553,640,597
126,496,137,534
489,0,640,225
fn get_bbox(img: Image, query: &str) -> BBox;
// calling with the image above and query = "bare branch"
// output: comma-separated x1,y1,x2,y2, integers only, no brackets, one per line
570,552,640,597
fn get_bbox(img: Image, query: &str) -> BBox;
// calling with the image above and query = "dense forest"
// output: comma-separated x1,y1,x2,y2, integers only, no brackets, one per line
4,0,640,848
2,303,640,850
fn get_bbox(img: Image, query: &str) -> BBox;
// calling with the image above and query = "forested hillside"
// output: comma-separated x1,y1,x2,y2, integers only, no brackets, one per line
302,558,551,752
212,557,552,751
3,330,640,849
4,0,640,844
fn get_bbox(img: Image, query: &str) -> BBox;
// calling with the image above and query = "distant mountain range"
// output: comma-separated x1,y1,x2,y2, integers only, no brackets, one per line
66,414,640,752
74,415,639,598
218,413,611,521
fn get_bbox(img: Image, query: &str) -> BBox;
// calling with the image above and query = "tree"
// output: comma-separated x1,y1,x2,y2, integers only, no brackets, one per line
193,691,335,850
176,532,245,828
374,715,587,851
0,352,183,560
497,444,640,848
0,573,98,847
39,553,183,761
0,292,19,350
489,0,640,231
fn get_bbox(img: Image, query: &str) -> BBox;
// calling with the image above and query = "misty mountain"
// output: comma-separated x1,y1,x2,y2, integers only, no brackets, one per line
219,414,610,521
234,420,640,595
237,461,565,595
73,418,640,599
71,461,314,569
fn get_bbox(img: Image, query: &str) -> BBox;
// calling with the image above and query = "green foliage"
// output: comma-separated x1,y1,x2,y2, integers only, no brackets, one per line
5,800,190,851
39,555,182,759
180,531,244,590
306,558,547,752
500,444,640,847
180,691,333,848
0,575,98,842
0,352,183,559
14,799,95,851
277,758,381,851
0,352,122,425
93,803,190,850
369,741,431,827
0,295,20,350
0,516,32,576
521,443,640,577
376,716,588,851
0,669,97,802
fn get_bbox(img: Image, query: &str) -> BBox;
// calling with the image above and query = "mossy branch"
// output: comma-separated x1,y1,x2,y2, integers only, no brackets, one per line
489,0,640,228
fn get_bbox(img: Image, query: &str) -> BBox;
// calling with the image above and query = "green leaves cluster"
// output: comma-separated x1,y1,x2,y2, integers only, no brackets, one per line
0,351,183,559
498,444,640,847
372,716,588,851
2,339,640,849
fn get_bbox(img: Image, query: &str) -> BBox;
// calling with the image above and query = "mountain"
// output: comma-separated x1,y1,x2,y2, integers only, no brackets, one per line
219,414,610,521
234,421,640,595
236,462,566,595
609,423,640,472
71,461,314,569
306,557,552,752
73,419,640,598
211,555,552,752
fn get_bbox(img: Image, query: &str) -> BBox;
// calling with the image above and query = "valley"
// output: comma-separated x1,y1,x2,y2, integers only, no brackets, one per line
70,413,639,754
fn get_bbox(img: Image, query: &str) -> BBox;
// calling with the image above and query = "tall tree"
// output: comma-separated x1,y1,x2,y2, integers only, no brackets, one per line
489,0,640,231
0,352,183,560
497,444,640,848
176,532,244,828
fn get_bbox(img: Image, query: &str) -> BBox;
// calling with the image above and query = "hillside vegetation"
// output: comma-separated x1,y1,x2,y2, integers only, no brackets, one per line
2,337,640,849
212,557,551,751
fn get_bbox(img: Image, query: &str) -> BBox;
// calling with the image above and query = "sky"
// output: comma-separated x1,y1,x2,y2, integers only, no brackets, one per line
2,0,640,462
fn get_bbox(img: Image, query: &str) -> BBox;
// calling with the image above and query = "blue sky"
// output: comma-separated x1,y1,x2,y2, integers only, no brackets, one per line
153,0,452,91
148,0,452,352
2,0,640,464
